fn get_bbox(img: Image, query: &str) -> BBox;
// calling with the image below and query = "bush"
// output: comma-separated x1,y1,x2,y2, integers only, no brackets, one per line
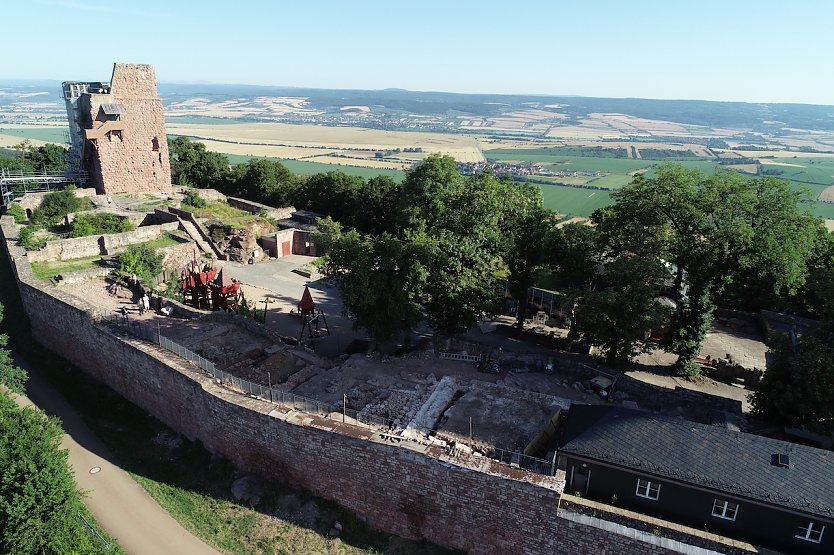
182,189,206,209
117,244,163,284
31,187,82,227
5,203,26,224
70,213,134,238
17,225,46,251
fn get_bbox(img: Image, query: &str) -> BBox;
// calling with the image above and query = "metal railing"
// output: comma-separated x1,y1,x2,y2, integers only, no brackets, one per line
78,512,112,551
101,315,555,476
491,447,555,476
102,315,397,431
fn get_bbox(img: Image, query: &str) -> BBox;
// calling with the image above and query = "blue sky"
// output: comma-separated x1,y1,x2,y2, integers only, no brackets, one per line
4,0,833,105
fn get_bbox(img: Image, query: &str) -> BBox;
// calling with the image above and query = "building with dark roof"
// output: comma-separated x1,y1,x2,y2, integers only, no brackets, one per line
559,405,834,553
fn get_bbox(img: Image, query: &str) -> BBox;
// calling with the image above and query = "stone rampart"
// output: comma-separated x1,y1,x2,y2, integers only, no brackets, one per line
26,222,179,262
227,197,295,220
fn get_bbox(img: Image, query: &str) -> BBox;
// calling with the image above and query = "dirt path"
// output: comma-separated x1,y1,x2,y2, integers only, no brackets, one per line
9,351,219,555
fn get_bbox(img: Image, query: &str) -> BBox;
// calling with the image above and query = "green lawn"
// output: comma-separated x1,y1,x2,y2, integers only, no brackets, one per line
30,255,105,281
140,232,185,250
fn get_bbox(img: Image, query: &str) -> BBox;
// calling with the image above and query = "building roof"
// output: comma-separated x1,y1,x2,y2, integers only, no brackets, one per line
99,102,126,115
291,210,324,222
560,405,834,519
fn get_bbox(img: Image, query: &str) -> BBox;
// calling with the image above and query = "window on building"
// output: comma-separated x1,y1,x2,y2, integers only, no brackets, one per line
796,522,825,543
711,499,739,521
635,478,660,500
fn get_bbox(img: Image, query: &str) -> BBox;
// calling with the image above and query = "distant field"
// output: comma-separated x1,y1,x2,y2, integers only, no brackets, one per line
537,184,612,217
166,122,485,162
759,157,834,187
0,126,68,144
225,153,406,180
486,150,654,174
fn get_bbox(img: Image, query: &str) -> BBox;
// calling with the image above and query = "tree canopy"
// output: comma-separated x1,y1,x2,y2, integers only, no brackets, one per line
593,165,821,374
752,332,834,435
168,136,231,191
0,141,69,173
0,303,107,554
316,155,514,341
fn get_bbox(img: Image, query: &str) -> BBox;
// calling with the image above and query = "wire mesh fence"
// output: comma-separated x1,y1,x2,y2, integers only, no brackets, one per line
100,314,553,476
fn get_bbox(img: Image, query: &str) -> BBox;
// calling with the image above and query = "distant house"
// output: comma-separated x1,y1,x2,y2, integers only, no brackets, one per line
559,405,834,553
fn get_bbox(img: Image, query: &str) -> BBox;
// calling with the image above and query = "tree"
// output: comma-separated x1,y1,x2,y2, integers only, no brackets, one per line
752,333,834,434
408,164,508,335
354,175,400,236
31,187,82,227
231,158,298,207
397,154,465,234
547,222,600,290
573,255,672,369
117,244,163,284
0,305,104,554
420,230,505,335
502,182,554,331
316,219,427,343
168,136,231,191
0,304,26,394
594,165,821,375
0,393,104,554
293,171,363,225
25,144,69,172
318,158,510,340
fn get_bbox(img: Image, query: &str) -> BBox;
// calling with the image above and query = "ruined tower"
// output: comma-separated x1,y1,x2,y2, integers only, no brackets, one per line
64,63,171,195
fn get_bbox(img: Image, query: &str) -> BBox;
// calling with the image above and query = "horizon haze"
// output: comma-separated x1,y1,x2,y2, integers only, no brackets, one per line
4,0,834,105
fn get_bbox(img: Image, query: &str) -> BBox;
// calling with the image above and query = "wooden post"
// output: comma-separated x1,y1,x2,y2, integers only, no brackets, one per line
343,394,346,423
469,416,473,445
268,372,272,402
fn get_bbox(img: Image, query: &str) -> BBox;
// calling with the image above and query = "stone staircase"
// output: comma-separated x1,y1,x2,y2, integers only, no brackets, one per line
173,213,224,259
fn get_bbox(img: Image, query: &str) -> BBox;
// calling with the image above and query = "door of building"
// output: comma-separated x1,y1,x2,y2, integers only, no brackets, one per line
281,241,291,257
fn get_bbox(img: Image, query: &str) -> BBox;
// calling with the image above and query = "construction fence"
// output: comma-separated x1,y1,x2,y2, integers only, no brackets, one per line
100,315,555,476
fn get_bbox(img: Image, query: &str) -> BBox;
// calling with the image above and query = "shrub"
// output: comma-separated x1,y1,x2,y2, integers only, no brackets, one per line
182,189,206,209
17,225,46,251
5,203,26,224
70,213,134,238
31,187,82,227
117,244,163,284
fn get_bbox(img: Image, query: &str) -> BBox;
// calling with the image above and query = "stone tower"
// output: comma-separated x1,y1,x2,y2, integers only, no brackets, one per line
72,63,171,195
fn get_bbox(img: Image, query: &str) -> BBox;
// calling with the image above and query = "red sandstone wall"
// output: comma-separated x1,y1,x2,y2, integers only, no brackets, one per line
83,63,171,195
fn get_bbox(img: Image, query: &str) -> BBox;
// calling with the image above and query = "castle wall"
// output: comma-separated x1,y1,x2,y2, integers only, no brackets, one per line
3,215,722,555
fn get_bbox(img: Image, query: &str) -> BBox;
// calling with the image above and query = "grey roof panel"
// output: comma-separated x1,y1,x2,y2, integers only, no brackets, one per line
560,405,834,518
100,102,126,115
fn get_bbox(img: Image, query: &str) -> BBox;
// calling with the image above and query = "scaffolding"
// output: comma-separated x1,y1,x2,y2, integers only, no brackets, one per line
0,168,88,208
61,80,110,169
